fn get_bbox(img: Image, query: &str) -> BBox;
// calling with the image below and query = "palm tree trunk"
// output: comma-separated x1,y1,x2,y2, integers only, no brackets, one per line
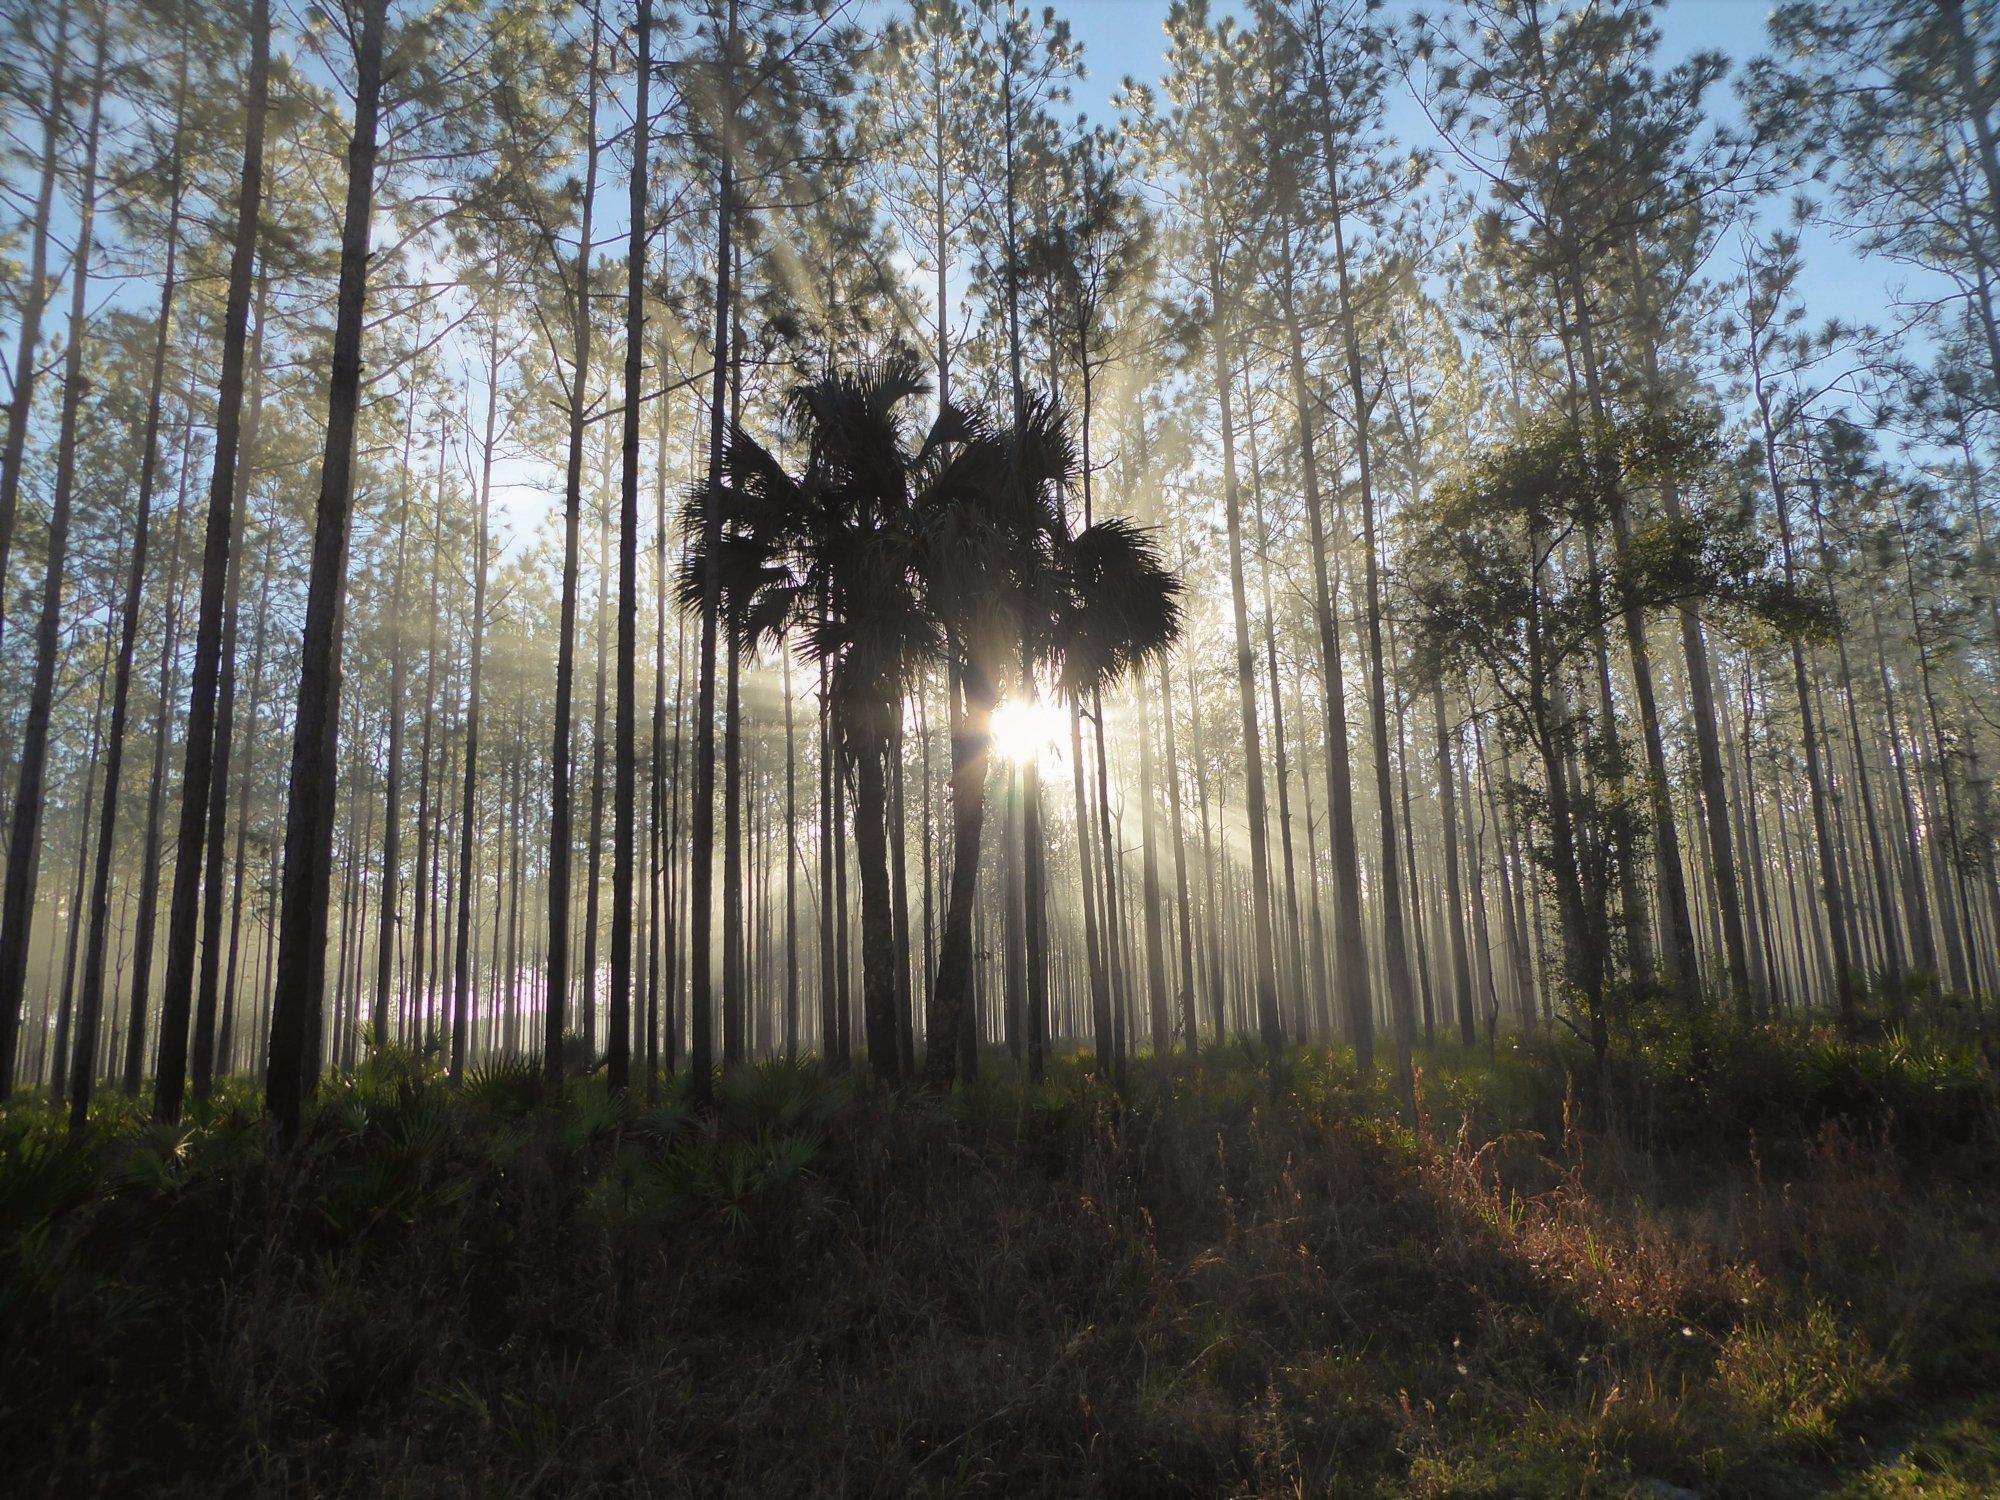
926,664,995,1084
850,736,901,1082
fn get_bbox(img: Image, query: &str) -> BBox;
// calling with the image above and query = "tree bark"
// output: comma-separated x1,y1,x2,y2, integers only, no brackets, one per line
609,0,651,1092
265,0,386,1141
689,0,738,1102
453,322,501,1081
0,17,108,1101
70,35,193,1127
0,0,72,663
545,12,605,1080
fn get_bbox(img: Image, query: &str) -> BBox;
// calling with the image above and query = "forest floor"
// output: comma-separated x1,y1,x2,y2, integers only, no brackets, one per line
4,1016,1999,1497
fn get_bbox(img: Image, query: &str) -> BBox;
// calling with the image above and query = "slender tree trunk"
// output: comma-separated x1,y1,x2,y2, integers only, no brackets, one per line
781,651,798,1061
124,475,193,1095
1277,228,1370,1066
689,0,738,1102
1565,273,1698,1000
369,379,420,1048
409,441,446,1046
200,262,274,1084
453,325,501,1082
1433,684,1476,1046
610,1,651,1093
546,14,604,1080
1137,662,1171,1057
1873,599,1938,978
649,345,674,1093
1754,380,1854,1031
1809,467,1903,983
0,0,72,661
152,0,269,1114
193,283,278,1100
1324,196,1413,1107
722,624,743,1066
70,39,191,1127
586,487,611,1052
0,19,108,1101
53,645,112,1104
1014,729,1041,1084
265,0,386,1140
1206,255,1283,1059
1387,624,1436,1050
890,716,916,1076
1159,658,1200,1053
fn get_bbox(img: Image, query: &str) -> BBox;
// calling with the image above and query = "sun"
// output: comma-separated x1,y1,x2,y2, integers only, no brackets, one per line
988,694,1067,769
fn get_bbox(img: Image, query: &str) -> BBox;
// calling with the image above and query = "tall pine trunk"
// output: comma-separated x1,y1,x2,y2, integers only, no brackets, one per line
1278,232,1371,1059
0,18,108,1101
149,0,270,1117
123,478,192,1093
0,0,71,661
546,16,604,1081
1433,684,1476,1046
69,35,192,1127
610,0,651,1092
370,384,419,1048
453,322,501,1081
688,0,738,1103
1205,252,1283,1060
265,0,386,1140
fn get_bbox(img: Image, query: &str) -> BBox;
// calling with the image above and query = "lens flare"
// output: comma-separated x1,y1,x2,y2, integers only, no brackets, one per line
988,694,1066,768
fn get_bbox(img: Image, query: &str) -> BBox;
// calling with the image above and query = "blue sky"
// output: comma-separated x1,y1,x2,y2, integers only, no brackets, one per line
1049,0,1927,352
1060,0,1779,108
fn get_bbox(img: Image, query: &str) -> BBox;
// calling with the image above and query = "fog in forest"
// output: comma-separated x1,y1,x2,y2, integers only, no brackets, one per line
4,1,2000,1492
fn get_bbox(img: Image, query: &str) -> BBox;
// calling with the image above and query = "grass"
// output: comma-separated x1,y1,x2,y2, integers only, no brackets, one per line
2,1021,1997,1496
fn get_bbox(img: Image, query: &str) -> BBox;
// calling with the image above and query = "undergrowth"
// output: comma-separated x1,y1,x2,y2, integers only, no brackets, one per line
1,1021,1996,1496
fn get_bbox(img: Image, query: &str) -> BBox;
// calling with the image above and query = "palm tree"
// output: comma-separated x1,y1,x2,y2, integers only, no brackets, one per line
918,399,1182,1086
691,355,1181,1087
686,352,948,1084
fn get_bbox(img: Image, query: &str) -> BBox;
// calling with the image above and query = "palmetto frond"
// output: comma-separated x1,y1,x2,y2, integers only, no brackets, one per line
682,355,1182,741
1052,516,1184,698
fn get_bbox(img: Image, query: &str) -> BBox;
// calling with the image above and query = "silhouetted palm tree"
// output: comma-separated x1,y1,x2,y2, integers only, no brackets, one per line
687,351,951,1083
918,398,1182,1085
691,354,1180,1086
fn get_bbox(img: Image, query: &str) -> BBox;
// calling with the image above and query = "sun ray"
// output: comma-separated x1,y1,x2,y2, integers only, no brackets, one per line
988,694,1068,771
